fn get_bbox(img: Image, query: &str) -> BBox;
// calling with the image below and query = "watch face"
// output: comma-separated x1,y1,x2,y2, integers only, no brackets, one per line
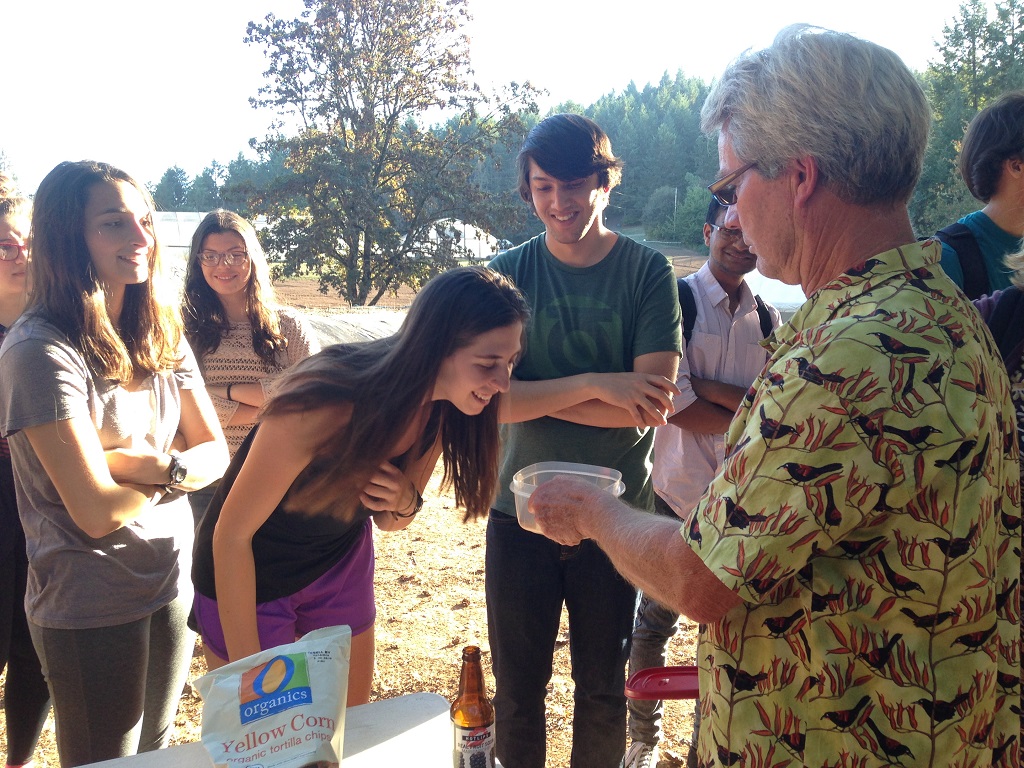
170,457,187,485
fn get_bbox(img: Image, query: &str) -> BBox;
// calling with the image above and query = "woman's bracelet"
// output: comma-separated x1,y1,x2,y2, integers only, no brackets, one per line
226,384,234,402
394,489,424,518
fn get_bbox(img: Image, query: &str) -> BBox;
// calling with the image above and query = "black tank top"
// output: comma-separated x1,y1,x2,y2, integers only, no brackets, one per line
191,425,370,602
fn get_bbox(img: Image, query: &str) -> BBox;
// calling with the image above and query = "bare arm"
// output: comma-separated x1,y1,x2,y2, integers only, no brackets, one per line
500,370,678,427
531,476,742,624
547,351,681,427
206,382,265,427
212,405,344,662
667,398,735,435
105,387,230,492
690,376,749,413
208,382,265,408
24,417,166,539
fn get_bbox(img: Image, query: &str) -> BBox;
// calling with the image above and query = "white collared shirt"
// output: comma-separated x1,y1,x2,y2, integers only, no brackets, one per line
653,262,781,518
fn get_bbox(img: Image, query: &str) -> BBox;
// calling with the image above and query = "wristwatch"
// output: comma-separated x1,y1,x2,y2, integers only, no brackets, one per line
166,454,188,488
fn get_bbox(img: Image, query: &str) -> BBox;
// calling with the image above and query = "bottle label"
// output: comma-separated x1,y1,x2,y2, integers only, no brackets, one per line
453,723,496,768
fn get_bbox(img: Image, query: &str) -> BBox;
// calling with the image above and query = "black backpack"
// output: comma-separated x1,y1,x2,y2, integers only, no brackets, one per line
935,223,989,300
676,277,773,344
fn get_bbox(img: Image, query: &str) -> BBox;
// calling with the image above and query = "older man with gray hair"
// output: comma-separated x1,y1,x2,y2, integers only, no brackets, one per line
531,25,1021,767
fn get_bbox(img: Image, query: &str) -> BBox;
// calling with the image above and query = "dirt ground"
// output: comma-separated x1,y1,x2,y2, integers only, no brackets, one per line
1,249,708,768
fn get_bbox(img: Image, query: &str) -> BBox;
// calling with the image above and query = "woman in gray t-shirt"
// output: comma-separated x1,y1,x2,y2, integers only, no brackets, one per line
0,161,229,767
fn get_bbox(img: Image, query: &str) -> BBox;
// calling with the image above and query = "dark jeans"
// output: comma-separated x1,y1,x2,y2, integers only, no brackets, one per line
29,595,193,767
485,509,638,768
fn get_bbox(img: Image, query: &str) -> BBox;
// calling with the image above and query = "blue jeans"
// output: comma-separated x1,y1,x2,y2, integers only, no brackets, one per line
485,509,638,768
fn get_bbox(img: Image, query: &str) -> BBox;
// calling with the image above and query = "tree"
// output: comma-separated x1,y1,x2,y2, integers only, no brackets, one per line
188,167,223,212
152,166,190,211
218,150,296,217
642,186,677,241
245,0,537,305
911,0,1024,234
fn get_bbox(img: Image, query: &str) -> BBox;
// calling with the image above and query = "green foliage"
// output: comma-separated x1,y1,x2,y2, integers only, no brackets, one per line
242,0,538,305
676,176,712,251
642,186,677,241
911,0,1024,235
152,166,190,211
219,149,296,217
639,175,711,251
188,168,222,212
586,71,717,227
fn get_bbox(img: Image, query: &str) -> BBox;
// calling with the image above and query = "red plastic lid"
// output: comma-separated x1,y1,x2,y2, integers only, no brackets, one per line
625,665,699,700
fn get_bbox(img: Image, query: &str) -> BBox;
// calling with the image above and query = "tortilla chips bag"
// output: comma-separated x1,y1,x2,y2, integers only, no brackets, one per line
195,625,351,768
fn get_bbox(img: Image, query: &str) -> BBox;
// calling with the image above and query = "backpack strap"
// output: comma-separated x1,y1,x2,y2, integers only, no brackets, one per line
678,277,775,343
753,295,774,338
935,222,990,300
677,277,696,344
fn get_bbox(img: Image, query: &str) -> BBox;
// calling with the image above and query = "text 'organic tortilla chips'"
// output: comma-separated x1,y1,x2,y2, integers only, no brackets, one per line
195,625,351,768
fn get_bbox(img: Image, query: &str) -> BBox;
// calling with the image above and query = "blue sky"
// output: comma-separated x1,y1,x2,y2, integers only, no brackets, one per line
2,0,987,193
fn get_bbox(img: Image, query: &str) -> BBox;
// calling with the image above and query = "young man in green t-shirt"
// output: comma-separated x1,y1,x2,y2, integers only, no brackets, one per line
487,113,681,768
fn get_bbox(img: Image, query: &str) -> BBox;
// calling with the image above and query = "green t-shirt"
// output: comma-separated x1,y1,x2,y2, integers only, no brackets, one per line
489,233,682,514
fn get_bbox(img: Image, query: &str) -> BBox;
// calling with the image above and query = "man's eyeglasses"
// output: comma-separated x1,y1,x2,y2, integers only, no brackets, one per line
0,242,27,262
709,224,744,241
198,250,249,267
707,161,757,206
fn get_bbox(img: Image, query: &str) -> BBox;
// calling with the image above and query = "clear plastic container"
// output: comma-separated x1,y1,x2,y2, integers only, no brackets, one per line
510,461,625,533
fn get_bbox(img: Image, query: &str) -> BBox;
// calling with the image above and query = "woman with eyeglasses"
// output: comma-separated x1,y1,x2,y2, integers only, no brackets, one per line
0,161,229,767
182,210,319,524
0,174,51,768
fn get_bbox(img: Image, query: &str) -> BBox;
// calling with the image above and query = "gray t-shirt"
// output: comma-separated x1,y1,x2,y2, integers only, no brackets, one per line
0,311,199,629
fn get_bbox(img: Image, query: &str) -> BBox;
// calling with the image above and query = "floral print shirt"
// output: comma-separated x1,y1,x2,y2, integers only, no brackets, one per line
686,240,1021,768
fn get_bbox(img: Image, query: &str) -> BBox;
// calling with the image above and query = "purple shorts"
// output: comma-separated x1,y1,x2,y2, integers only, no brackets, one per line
193,519,376,659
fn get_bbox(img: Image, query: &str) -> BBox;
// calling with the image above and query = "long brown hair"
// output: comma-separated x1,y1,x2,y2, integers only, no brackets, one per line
182,209,287,368
29,161,181,383
264,266,529,521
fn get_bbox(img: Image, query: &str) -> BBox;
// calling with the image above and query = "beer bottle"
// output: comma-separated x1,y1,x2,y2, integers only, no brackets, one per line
451,645,496,768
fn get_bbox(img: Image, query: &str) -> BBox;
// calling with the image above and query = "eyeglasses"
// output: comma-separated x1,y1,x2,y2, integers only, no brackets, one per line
709,224,744,241
0,242,27,262
198,250,249,267
707,161,757,206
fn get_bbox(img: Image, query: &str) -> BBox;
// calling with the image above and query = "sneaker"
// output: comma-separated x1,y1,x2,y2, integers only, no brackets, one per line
624,740,659,768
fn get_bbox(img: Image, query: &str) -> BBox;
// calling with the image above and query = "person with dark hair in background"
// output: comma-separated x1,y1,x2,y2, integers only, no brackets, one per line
0,175,50,768
530,27,1020,767
625,196,781,768
0,161,228,767
191,266,530,709
937,90,1024,298
488,113,681,768
182,209,319,524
